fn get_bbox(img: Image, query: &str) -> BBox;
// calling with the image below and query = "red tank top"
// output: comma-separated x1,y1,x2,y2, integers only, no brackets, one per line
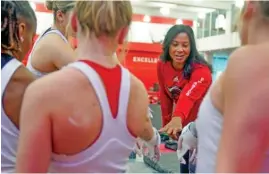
80,60,121,118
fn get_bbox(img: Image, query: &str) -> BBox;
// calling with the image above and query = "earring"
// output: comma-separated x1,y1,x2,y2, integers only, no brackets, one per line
20,37,24,42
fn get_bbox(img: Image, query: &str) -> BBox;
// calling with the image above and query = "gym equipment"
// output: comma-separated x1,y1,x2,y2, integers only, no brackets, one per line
143,156,174,173
164,140,178,151
160,132,179,151
129,151,136,159
143,152,179,173
160,132,170,143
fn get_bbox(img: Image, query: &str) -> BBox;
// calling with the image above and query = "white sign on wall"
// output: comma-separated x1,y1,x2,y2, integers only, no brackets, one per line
34,11,188,45
129,22,172,43
36,12,53,35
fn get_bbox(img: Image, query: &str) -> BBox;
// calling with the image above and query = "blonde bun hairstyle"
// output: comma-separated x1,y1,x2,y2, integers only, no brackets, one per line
45,0,74,12
45,0,54,11
74,1,132,38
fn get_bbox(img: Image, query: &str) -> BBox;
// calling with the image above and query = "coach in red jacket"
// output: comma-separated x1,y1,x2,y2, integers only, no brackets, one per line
158,25,212,139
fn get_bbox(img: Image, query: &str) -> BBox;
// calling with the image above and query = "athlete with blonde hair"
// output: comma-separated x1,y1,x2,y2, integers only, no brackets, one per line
26,0,76,78
16,1,160,173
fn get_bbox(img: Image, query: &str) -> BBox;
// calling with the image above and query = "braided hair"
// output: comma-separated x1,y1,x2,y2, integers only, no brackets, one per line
1,1,20,51
1,1,37,53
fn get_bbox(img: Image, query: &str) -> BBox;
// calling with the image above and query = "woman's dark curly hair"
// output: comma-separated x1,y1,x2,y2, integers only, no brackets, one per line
1,1,19,51
160,24,212,79
1,0,36,52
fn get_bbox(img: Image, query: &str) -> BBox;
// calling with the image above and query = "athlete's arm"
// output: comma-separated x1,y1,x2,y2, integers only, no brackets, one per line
127,75,155,141
49,34,76,69
173,66,212,125
16,79,52,173
129,78,161,160
157,61,174,126
216,47,269,172
33,34,76,70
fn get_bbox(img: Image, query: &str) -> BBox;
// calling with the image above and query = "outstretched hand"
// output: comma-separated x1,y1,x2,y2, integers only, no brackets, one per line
159,117,182,139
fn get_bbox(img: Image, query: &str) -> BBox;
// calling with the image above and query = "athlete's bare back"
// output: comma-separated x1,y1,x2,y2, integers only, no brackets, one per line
3,66,36,129
210,43,269,172
17,65,152,164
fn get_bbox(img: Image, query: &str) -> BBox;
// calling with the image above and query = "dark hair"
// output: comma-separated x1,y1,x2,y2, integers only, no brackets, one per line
1,1,19,51
160,24,212,79
12,1,37,29
1,1,36,52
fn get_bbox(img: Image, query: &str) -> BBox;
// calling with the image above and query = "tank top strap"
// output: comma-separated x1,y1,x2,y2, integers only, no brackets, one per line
1,58,22,97
116,66,131,124
42,29,68,43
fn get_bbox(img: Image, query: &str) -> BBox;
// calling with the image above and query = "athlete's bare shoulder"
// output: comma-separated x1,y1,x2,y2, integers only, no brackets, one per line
225,43,269,80
130,74,148,103
24,67,88,111
223,43,269,114
128,74,149,117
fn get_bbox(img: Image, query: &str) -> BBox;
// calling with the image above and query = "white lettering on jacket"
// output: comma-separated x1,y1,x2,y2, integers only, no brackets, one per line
186,77,204,96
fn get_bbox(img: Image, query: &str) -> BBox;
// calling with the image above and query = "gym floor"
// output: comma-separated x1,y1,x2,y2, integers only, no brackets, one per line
126,104,180,173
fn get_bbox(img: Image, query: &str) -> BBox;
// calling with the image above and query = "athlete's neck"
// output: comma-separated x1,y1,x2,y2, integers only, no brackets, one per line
76,35,118,68
248,21,269,45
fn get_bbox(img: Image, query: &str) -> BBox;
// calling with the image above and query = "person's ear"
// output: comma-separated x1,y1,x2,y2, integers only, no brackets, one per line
56,10,65,24
18,22,26,42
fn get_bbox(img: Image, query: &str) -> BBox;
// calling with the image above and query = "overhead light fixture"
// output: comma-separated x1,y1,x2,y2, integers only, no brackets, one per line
198,13,206,19
235,0,244,8
143,15,151,23
160,7,170,16
30,2,36,11
176,19,183,24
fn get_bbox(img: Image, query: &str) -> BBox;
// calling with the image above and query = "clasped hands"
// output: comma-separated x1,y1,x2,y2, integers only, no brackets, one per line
159,118,197,162
134,117,197,163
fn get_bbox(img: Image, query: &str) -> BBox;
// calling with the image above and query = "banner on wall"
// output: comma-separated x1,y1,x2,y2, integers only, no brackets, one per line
132,56,158,64
125,52,160,90
125,50,160,104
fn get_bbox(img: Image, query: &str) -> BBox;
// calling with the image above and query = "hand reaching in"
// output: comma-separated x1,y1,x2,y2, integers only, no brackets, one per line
177,122,197,161
135,127,161,162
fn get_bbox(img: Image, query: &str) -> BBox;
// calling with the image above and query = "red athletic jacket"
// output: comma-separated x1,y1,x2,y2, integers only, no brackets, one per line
157,60,212,127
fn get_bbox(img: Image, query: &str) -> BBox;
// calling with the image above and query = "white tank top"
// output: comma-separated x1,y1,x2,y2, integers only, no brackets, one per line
26,28,68,78
1,59,22,173
196,86,269,172
48,62,136,173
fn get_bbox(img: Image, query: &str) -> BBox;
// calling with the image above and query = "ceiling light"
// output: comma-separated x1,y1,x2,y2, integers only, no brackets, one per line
143,15,151,23
176,19,183,24
235,0,244,8
198,13,206,19
160,7,170,16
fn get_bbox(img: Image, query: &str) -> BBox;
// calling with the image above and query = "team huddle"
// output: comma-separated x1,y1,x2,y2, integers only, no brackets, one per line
1,0,269,173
